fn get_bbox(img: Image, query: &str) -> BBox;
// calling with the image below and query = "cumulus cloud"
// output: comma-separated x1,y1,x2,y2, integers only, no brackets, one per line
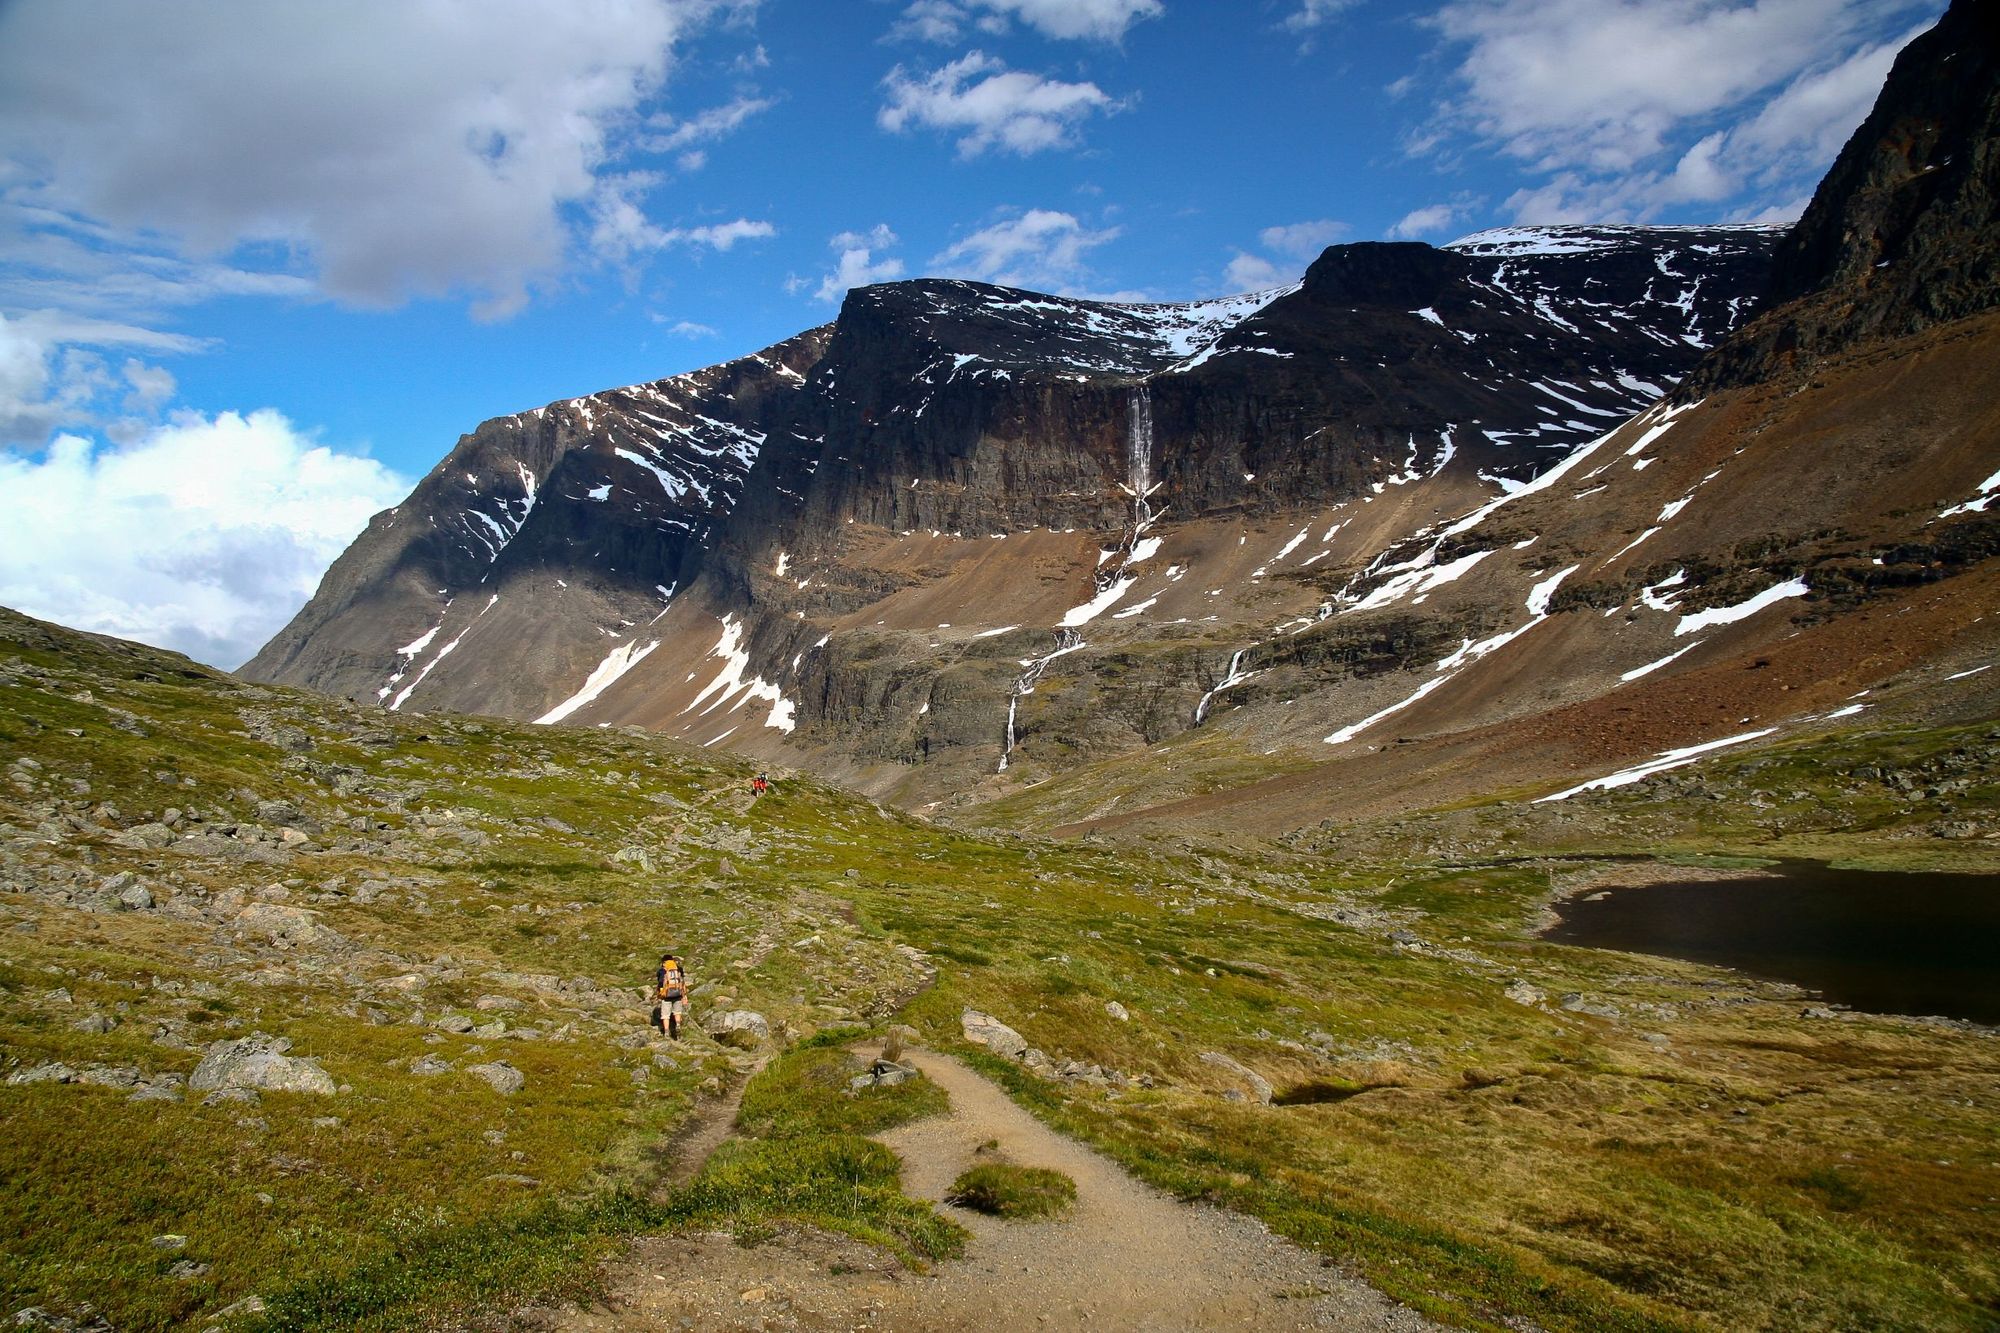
1420,0,1937,223
0,310,207,445
1217,218,1348,293
665,319,718,337
815,226,906,302
1223,252,1287,291
1387,200,1476,238
0,0,735,320
890,0,1162,43
932,210,1122,294
0,408,410,668
879,52,1120,157
1258,219,1349,258
588,170,773,267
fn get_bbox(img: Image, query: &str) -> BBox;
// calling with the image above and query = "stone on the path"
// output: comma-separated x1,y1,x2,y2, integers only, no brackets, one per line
189,1035,337,1095
960,1009,1028,1061
467,1061,525,1095
850,1058,920,1093
1199,1051,1273,1105
704,1010,770,1048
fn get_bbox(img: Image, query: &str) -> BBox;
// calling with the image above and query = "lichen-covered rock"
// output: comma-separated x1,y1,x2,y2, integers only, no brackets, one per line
189,1035,337,1095
466,1061,525,1095
1199,1050,1273,1105
704,1010,770,1048
960,1008,1028,1061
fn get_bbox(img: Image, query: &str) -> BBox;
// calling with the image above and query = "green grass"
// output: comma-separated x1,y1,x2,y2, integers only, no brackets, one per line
946,1162,1076,1219
4,607,1999,1332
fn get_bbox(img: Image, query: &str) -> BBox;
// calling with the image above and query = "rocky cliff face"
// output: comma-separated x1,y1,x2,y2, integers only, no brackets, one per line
1696,0,2000,389
246,225,1779,784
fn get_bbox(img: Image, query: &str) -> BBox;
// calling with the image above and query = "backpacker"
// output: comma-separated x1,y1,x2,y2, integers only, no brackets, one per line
660,963,686,1002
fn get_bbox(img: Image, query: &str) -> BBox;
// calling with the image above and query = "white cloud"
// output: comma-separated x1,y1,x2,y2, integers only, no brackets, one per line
891,0,1161,43
0,310,207,445
1224,252,1287,291
815,225,906,302
879,52,1119,157
665,319,718,337
1258,219,1349,258
662,219,778,251
1216,217,1349,293
0,408,410,668
641,95,776,152
1282,0,1359,33
1387,200,1475,238
931,210,1121,293
1421,0,1937,224
0,0,736,320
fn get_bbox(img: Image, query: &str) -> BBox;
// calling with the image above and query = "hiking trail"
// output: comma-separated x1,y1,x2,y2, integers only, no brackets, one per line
531,1044,1440,1331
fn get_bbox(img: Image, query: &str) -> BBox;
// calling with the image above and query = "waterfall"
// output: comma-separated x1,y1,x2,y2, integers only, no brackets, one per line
1128,385,1155,529
1193,647,1254,726
998,627,1083,772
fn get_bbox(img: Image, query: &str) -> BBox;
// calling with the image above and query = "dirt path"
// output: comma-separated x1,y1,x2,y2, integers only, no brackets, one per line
534,1046,1440,1331
653,1052,768,1195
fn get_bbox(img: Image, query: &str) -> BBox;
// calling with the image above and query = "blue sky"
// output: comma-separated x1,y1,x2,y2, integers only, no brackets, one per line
0,0,1943,666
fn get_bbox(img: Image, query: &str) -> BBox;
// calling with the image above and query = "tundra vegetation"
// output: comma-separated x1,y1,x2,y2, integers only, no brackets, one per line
0,607,1994,1332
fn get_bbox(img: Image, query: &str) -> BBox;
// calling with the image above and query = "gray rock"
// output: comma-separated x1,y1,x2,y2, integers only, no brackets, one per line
232,902,336,947
76,1065,144,1089
410,1055,452,1076
150,1234,188,1251
1558,993,1621,1019
472,994,521,1012
1104,1001,1130,1022
71,1014,116,1034
960,1009,1028,1061
205,1295,266,1324
168,1259,210,1280
467,1061,525,1094
118,884,155,911
1199,1051,1273,1105
114,822,177,850
7,1063,78,1085
433,1014,476,1034
704,1010,771,1048
189,1035,337,1095
129,1085,183,1103
201,1088,260,1106
1503,979,1546,1007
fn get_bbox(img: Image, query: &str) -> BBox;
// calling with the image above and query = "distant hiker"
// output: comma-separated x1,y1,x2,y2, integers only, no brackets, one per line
751,772,769,796
654,952,690,1040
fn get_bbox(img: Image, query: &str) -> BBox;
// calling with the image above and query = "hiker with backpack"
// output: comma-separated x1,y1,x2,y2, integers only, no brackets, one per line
654,952,690,1040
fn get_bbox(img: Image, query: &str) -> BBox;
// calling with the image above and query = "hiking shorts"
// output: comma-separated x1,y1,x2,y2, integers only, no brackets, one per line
662,998,689,1021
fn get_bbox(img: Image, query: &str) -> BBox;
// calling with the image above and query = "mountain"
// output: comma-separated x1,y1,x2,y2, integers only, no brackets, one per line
244,223,1781,802
248,2,1997,833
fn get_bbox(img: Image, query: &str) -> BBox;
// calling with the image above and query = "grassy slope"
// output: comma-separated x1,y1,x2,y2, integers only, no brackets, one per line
2,608,1996,1332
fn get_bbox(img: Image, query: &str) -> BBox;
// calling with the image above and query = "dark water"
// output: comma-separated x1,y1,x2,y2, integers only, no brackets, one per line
1542,863,2000,1025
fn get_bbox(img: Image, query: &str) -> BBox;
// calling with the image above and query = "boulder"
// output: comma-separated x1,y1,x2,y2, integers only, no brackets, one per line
118,883,155,911
1503,979,1546,1007
466,1061,525,1095
433,1014,476,1034
849,1058,920,1093
233,902,336,947
704,1010,771,1048
960,1009,1028,1061
410,1055,452,1076
1199,1051,1273,1105
1104,1001,1130,1022
189,1035,337,1096
114,822,176,850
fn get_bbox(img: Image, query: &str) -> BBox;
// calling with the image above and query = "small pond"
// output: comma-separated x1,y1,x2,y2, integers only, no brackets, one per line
1541,861,2000,1025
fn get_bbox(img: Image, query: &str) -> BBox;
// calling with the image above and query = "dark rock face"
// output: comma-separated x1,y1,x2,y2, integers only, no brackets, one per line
1697,0,1993,387
246,226,1780,758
